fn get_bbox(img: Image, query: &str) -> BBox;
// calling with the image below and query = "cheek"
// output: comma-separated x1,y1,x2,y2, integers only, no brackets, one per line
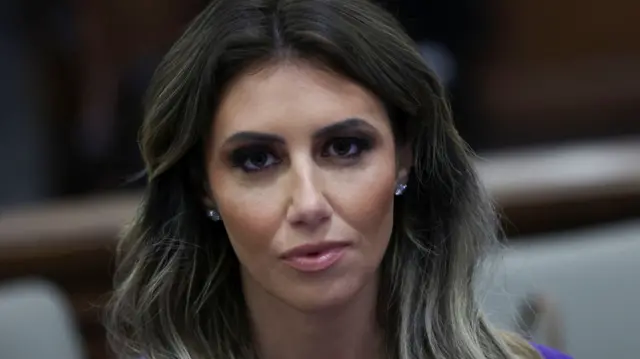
210,176,285,263
347,180,395,237
328,157,396,248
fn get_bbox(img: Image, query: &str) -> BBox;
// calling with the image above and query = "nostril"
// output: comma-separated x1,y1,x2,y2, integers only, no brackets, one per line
287,207,331,228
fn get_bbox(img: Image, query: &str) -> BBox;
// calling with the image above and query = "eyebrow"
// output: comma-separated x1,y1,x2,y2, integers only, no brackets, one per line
223,131,285,146
222,117,374,146
312,118,374,139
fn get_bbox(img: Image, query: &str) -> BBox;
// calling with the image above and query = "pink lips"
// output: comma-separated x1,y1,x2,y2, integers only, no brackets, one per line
280,242,350,273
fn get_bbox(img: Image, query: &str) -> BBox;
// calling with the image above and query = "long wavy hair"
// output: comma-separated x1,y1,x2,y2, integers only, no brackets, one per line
106,1,540,358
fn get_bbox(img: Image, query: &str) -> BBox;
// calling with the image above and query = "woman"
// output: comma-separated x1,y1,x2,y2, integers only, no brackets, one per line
106,1,571,358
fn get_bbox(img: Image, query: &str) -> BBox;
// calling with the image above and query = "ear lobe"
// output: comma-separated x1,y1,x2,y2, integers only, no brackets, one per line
396,167,409,185
396,144,413,184
201,180,218,209
202,195,216,209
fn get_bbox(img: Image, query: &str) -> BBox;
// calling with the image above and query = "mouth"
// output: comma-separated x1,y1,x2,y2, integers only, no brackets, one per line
280,241,351,273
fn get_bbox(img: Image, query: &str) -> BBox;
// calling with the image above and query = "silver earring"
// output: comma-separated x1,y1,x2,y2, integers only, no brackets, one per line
206,209,221,221
395,183,407,196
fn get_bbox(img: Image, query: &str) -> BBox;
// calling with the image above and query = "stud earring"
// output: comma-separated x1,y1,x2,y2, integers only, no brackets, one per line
206,209,221,221
394,183,407,196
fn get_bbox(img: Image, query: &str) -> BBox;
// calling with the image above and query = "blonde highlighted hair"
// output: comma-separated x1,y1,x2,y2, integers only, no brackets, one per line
106,1,541,358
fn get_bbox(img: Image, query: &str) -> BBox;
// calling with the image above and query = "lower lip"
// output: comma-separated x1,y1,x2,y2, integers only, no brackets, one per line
282,246,347,273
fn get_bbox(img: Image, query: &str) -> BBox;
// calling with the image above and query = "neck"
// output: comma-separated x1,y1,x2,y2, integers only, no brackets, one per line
243,273,384,359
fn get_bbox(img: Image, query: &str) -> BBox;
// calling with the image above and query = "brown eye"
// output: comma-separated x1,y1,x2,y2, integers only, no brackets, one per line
322,137,371,158
332,139,357,156
245,152,272,169
231,146,281,172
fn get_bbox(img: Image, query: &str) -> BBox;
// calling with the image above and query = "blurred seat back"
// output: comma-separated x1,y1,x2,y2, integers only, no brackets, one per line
0,278,86,359
481,221,640,359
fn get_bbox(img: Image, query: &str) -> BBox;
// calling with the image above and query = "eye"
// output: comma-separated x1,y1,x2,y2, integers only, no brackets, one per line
231,147,281,172
244,152,278,171
322,137,370,158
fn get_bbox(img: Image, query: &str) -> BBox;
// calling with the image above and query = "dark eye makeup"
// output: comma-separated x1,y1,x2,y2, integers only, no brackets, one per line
228,134,375,173
229,144,282,173
224,118,379,174
321,136,373,159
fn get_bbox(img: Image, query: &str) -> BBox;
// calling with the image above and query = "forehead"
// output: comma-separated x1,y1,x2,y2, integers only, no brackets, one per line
211,61,390,142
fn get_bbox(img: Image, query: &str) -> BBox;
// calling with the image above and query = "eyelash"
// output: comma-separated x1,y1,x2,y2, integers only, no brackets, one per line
321,137,372,159
230,145,281,173
230,137,373,173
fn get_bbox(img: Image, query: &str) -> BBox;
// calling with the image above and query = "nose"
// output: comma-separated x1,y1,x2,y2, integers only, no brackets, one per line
285,161,332,228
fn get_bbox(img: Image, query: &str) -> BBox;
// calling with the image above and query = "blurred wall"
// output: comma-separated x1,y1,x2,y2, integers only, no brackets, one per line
475,0,640,148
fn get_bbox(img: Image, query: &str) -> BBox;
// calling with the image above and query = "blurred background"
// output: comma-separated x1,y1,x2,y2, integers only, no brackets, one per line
0,1,638,358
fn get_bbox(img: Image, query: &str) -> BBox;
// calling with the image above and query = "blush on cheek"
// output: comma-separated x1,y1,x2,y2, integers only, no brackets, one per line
214,183,288,256
218,206,278,252
361,189,395,238
334,169,396,243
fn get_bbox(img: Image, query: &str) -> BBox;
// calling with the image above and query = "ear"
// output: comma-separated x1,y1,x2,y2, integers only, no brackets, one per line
201,182,217,209
202,195,216,209
396,144,413,184
194,156,217,210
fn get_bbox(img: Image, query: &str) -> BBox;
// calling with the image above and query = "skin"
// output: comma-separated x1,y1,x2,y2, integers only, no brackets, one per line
206,60,408,359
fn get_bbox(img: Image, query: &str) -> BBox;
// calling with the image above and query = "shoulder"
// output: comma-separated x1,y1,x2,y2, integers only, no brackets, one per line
531,344,573,359
498,331,571,359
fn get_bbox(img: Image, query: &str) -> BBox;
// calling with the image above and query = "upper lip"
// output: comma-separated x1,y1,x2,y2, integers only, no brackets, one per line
280,241,351,259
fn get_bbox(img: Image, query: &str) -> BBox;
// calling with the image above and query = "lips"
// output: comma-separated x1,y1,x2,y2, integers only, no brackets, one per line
280,241,351,273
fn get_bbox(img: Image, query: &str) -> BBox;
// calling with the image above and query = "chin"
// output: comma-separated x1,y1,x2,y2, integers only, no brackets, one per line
242,255,382,314
278,272,375,312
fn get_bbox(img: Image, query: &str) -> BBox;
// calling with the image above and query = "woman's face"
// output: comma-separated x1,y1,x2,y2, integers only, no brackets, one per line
206,61,405,311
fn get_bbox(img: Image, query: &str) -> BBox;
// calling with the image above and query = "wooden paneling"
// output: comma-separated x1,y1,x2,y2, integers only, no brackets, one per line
476,0,640,148
0,193,137,359
486,0,640,63
478,138,640,235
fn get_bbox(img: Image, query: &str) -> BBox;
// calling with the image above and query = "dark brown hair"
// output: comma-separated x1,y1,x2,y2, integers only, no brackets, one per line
106,1,540,358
